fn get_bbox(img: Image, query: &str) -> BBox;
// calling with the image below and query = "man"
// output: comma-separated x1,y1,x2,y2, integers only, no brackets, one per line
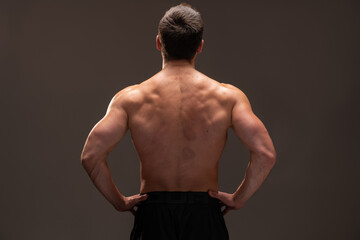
81,3,276,240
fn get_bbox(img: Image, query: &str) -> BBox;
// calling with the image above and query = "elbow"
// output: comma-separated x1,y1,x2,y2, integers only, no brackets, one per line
80,152,98,177
80,149,106,174
267,150,277,167
80,145,98,166
252,148,277,168
262,147,276,166
80,150,89,165
80,154,89,166
80,151,95,169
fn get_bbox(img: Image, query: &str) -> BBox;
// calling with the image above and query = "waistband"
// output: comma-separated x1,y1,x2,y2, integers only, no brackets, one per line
139,191,220,205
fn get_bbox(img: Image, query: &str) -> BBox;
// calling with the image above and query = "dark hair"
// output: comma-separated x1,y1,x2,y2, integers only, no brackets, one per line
158,3,204,61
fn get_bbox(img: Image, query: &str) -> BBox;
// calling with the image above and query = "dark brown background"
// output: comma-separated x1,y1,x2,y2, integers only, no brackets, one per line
1,0,359,239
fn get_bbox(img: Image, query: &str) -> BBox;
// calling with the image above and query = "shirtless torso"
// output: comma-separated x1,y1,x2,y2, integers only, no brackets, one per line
81,60,276,215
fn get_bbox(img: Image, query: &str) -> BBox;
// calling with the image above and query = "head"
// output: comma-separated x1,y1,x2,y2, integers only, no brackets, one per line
157,3,204,62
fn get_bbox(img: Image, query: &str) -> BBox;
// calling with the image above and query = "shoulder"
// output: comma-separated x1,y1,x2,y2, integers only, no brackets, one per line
220,83,246,97
109,84,143,110
109,73,163,110
113,84,141,99
220,83,251,106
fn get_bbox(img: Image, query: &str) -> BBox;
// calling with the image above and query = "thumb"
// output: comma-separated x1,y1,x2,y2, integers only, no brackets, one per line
138,194,148,202
208,190,219,198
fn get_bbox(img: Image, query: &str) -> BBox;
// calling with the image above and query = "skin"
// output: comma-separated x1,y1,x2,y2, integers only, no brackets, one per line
81,36,276,217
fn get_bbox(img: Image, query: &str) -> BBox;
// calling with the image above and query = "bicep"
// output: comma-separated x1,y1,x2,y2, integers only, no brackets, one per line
231,94,274,155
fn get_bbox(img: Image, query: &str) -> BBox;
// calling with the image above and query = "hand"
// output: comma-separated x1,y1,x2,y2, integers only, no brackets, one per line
117,193,148,216
208,190,243,216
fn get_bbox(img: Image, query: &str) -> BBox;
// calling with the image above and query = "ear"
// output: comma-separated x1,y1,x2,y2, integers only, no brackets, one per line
156,35,162,51
196,39,204,53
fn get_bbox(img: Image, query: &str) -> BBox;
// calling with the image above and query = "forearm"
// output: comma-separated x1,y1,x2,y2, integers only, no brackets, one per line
233,151,275,207
82,158,125,211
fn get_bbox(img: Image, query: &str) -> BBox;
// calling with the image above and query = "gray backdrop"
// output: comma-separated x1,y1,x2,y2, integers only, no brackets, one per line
1,0,359,239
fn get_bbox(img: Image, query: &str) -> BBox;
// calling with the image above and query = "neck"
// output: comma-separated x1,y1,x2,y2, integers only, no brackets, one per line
162,58,196,70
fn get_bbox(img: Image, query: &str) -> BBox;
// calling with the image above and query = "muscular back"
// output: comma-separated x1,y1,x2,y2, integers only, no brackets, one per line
123,67,236,193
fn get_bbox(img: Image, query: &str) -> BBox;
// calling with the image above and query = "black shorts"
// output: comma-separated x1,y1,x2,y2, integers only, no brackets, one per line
130,191,229,240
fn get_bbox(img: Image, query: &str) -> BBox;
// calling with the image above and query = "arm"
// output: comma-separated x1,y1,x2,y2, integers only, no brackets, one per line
209,86,276,214
230,89,276,206
80,88,147,214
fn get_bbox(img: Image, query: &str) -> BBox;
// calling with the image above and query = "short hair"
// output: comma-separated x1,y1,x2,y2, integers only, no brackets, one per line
158,3,204,61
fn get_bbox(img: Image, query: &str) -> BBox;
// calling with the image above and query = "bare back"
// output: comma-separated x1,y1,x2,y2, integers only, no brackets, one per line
123,66,236,193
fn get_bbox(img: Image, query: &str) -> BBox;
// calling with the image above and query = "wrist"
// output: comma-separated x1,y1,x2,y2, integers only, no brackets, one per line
231,193,245,210
115,195,127,211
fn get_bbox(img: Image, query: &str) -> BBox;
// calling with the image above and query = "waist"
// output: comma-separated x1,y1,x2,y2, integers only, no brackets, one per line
139,191,220,205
